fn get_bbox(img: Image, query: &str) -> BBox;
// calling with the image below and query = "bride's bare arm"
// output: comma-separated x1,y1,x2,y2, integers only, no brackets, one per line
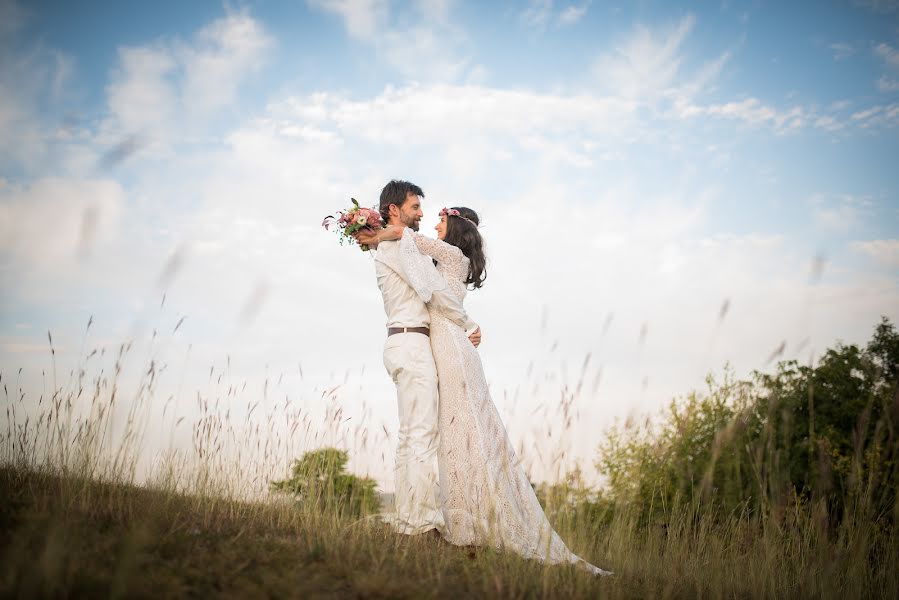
377,224,404,242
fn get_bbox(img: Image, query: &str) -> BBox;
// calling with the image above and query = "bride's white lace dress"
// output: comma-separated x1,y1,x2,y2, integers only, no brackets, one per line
398,229,610,576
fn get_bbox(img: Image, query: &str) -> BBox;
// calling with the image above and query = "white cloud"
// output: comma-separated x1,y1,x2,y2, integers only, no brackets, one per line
277,123,342,144
830,99,852,111
676,93,890,133
875,42,899,69
851,239,899,266
558,3,590,26
106,46,178,140
681,50,731,97
585,18,891,135
380,25,471,81
307,0,387,39
877,75,899,92
521,0,553,29
849,102,899,128
593,14,696,101
415,0,455,23
103,11,272,148
814,115,844,131
0,6,82,175
270,83,637,152
0,177,125,272
521,0,591,29
181,13,273,115
873,42,899,94
809,193,872,232
715,98,803,128
829,42,855,60
519,133,593,167
307,0,472,82
852,105,883,121
679,97,806,132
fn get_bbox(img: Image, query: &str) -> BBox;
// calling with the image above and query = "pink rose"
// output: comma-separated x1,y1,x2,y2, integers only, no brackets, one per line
364,209,382,226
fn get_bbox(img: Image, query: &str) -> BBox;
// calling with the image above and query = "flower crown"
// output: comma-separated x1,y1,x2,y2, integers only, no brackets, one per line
439,207,479,228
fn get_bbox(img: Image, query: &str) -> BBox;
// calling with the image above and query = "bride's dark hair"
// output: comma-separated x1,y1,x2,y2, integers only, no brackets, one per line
443,207,487,290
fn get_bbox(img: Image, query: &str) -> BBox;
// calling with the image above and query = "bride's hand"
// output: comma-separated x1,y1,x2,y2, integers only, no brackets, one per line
377,224,404,242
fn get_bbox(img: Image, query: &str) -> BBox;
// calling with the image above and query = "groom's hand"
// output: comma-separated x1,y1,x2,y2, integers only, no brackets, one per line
468,327,481,347
355,229,380,248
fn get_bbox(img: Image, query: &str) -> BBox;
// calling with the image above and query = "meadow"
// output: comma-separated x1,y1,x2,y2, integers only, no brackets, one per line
1,318,897,598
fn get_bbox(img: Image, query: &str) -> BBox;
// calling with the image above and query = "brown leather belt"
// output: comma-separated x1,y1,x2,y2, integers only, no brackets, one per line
387,327,430,337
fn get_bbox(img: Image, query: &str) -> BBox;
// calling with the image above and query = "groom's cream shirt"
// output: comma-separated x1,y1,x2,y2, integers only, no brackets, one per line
374,239,469,329
374,241,430,328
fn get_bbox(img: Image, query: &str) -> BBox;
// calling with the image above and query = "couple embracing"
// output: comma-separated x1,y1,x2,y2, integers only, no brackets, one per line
354,180,610,576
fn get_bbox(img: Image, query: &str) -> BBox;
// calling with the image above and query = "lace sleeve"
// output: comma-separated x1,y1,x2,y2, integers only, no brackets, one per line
408,231,464,267
397,229,447,303
397,229,471,329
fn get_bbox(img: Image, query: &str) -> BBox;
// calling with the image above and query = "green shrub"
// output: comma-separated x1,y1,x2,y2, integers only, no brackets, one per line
270,448,380,518
594,317,899,528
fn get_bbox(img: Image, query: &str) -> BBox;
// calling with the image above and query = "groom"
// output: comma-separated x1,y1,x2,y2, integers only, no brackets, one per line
357,179,481,536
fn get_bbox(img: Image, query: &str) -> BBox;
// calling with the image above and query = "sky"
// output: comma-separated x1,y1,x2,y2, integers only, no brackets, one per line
1,0,898,492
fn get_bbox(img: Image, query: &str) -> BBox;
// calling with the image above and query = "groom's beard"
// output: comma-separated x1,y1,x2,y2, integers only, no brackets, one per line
403,215,420,231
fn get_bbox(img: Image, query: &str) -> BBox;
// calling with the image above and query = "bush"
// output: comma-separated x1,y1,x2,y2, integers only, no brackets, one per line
594,317,899,528
270,448,380,518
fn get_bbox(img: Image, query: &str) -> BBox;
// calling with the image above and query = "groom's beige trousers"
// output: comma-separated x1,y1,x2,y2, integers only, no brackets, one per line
383,331,445,534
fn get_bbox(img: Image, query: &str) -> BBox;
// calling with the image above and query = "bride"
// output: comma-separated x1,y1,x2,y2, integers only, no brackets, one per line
362,207,611,576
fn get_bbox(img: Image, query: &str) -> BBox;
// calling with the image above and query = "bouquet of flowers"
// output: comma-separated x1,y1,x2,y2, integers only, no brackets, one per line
321,198,384,251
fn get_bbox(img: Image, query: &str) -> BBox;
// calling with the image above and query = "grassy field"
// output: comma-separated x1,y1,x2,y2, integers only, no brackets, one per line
1,464,612,598
2,322,897,598
3,460,896,598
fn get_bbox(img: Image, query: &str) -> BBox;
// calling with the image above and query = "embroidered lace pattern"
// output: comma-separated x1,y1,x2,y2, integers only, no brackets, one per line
403,230,610,576
398,230,446,302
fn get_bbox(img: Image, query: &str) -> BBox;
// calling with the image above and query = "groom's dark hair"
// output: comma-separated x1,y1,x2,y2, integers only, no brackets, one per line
379,180,425,223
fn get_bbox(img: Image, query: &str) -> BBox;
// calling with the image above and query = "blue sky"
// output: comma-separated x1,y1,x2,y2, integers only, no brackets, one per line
1,0,898,488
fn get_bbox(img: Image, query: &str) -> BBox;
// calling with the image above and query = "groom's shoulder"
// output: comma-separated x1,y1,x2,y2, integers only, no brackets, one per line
374,239,398,256
373,240,399,267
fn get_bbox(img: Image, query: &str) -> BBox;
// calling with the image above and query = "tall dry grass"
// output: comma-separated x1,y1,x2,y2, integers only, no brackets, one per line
1,316,897,598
